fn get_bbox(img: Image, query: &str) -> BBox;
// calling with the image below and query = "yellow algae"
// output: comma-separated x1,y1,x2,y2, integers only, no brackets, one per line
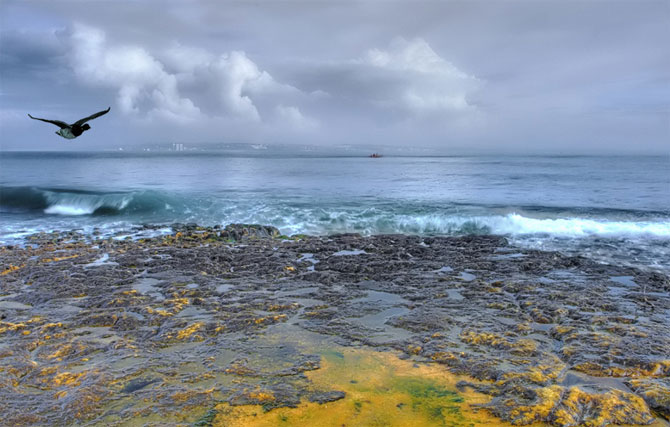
506,385,563,424
407,345,422,355
184,372,216,384
254,315,287,325
460,331,537,355
284,266,296,272
551,387,654,426
488,302,507,309
211,347,509,427
430,351,462,363
627,379,670,417
460,330,508,347
42,322,63,330
52,371,87,387
501,361,565,386
515,322,532,333
172,387,216,403
45,343,84,360
39,366,59,377
1,263,24,275
224,361,256,376
247,390,276,403
511,339,538,355
166,296,190,313
176,322,205,340
573,360,670,379
267,303,297,311
42,254,79,263
491,384,659,426
146,306,173,316
49,331,67,340
559,345,577,358
0,321,27,335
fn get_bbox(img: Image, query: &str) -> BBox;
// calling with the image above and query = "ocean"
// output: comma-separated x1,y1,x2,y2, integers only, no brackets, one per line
1,151,668,272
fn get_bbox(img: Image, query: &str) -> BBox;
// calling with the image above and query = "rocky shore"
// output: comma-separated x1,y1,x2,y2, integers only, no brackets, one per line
1,224,669,426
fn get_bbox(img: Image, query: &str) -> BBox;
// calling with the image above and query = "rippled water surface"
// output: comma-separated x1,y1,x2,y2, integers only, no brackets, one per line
1,152,668,270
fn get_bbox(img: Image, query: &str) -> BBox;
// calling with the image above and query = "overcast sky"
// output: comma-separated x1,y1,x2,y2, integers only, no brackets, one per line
0,0,668,153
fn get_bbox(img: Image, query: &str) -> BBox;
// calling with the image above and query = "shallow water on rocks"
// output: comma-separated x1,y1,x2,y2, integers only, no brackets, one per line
1,228,669,426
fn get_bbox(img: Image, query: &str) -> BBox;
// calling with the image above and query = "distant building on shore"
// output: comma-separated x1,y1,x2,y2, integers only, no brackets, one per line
172,143,186,151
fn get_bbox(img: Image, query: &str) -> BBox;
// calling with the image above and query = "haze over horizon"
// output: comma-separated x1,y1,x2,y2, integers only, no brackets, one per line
1,1,668,154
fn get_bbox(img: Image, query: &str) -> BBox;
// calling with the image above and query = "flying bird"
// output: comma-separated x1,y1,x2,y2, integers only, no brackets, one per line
28,107,111,139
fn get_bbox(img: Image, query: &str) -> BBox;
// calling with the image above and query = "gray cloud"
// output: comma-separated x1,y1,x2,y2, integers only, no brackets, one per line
0,1,667,153
294,38,480,115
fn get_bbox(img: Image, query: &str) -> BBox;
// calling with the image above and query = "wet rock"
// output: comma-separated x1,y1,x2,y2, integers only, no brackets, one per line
484,385,655,426
308,390,346,403
228,384,301,409
626,378,670,418
121,377,159,393
219,224,280,241
1,224,668,425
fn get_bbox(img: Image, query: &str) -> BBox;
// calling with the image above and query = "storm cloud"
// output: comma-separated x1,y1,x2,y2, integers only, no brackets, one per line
0,1,667,153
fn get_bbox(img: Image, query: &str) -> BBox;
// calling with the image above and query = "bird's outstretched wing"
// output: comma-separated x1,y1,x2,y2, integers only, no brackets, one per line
74,107,111,126
27,114,69,129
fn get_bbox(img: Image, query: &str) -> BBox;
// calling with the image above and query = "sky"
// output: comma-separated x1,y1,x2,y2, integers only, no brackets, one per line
0,0,668,154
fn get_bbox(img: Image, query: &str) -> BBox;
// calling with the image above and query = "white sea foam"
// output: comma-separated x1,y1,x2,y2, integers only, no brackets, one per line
490,213,670,237
392,213,670,238
43,192,132,216
263,211,670,238
44,204,97,215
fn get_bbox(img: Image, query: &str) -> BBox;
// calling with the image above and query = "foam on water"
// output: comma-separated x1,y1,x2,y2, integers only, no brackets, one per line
491,213,670,237
1,154,668,271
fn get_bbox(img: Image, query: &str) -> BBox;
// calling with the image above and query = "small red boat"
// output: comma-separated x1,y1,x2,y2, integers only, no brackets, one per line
369,153,383,158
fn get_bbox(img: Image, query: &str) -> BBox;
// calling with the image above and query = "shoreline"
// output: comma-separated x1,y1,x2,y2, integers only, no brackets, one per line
1,224,669,425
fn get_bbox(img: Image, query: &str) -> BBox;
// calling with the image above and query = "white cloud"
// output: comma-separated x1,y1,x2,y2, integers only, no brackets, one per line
365,37,467,76
295,38,480,118
62,27,477,133
275,104,318,130
66,24,200,121
209,51,270,121
161,43,214,75
361,38,480,115
63,24,301,123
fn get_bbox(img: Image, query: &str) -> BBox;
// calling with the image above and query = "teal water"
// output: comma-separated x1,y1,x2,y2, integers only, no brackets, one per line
1,152,668,271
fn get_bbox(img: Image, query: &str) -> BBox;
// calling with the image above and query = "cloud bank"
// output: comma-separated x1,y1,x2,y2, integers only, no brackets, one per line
0,1,667,153
62,25,480,130
63,24,309,126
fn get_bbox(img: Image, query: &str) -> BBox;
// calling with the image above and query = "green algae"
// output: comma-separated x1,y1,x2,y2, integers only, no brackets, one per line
210,347,499,427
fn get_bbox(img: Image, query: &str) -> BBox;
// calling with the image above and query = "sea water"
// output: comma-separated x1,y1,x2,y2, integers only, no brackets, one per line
1,151,668,272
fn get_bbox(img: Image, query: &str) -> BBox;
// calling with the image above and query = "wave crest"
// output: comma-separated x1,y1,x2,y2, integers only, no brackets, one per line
1,186,669,238
286,212,670,238
0,186,160,216
42,190,132,215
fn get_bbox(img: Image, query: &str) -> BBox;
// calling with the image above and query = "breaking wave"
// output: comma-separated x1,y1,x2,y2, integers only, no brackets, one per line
376,213,670,238
0,186,174,216
1,186,669,239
